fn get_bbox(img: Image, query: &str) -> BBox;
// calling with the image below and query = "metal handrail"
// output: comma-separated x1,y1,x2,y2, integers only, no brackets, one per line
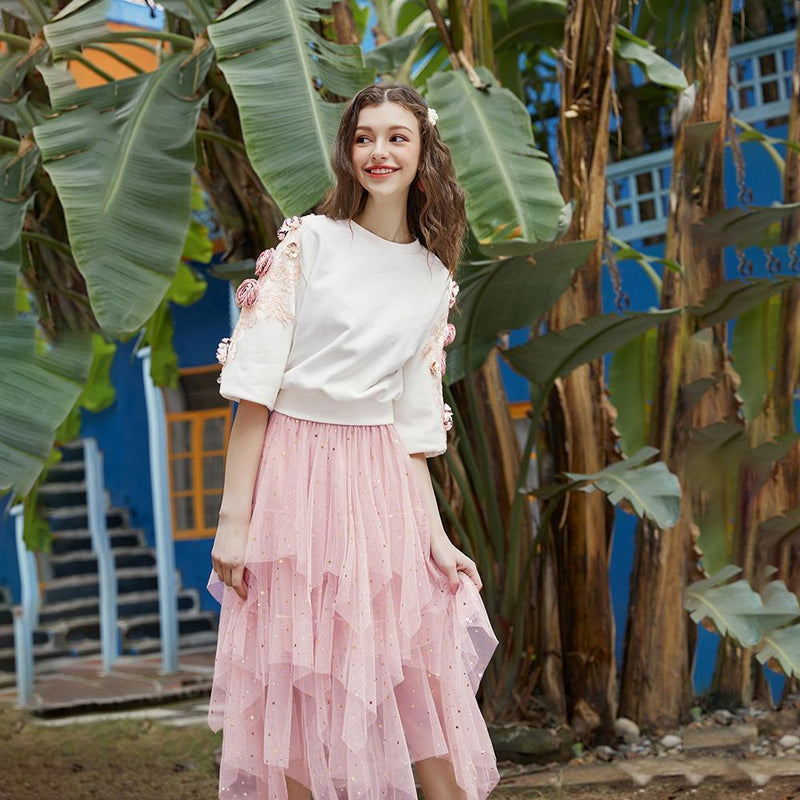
12,503,38,707
137,346,179,673
83,438,120,673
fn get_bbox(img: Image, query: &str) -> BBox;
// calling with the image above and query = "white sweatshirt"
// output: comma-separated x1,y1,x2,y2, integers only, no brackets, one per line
216,213,458,457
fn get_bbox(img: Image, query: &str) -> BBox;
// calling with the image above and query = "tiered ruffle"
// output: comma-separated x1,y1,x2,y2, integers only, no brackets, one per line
207,411,499,799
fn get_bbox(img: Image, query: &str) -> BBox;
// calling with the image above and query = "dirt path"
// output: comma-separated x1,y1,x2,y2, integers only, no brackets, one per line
1,704,798,800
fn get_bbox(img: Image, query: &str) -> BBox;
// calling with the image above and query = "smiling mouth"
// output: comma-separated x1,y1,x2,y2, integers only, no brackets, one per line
365,167,399,176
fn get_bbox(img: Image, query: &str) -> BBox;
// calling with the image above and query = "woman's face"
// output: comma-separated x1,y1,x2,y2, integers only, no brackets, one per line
350,101,421,200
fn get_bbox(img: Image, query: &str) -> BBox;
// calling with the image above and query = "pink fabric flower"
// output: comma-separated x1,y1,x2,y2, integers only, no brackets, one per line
448,279,460,309
444,323,456,347
277,215,302,240
216,337,231,365
442,402,454,431
236,278,259,308
255,248,275,277
440,349,447,375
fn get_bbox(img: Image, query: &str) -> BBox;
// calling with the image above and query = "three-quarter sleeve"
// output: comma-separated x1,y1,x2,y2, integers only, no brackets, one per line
393,275,458,458
216,216,306,410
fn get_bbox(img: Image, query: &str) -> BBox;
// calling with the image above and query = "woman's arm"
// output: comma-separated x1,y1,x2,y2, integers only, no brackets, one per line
408,453,482,594
211,399,269,599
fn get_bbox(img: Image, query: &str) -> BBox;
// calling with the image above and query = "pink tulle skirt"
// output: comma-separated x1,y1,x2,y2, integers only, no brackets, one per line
206,411,499,800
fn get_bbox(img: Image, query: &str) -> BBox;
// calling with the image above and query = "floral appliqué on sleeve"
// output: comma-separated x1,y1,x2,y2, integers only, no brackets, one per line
421,276,459,432
215,217,303,378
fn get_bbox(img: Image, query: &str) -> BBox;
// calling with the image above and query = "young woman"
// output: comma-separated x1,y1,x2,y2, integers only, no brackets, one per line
207,82,500,800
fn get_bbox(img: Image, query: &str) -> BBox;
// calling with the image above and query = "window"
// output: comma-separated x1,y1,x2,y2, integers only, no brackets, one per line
163,366,232,539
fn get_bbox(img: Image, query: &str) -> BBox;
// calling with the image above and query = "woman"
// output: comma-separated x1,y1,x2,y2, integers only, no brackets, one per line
207,82,500,800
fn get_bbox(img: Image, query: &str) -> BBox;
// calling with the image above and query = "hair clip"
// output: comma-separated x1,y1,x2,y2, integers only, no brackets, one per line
427,107,438,126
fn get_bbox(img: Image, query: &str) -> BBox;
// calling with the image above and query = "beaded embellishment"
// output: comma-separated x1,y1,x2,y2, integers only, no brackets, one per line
421,276,458,431
215,217,304,381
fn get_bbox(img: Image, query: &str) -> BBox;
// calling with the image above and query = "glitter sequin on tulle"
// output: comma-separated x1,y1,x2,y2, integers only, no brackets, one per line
206,411,499,800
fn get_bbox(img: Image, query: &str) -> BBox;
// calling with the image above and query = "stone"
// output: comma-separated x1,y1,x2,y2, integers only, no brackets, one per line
488,722,574,764
683,723,759,751
713,709,735,726
660,734,682,749
614,716,641,744
595,745,615,762
778,734,800,749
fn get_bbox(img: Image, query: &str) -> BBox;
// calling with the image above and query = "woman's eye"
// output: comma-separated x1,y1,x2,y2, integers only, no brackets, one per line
354,134,407,144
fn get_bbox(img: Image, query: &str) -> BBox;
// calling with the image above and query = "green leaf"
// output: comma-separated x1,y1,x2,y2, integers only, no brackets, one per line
694,278,799,327
142,300,178,389
208,0,375,217
33,49,213,335
426,66,564,252
366,25,432,73
756,621,800,678
77,333,116,413
564,446,681,529
758,510,800,551
732,294,780,421
0,324,93,496
745,580,800,633
684,565,764,648
446,240,595,383
694,204,800,250
614,25,688,90
504,308,680,387
491,0,567,50
608,328,657,456
169,262,207,306
43,0,111,58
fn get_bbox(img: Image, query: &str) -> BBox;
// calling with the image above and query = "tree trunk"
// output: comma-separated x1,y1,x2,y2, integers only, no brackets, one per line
620,0,736,728
547,0,619,744
615,60,646,157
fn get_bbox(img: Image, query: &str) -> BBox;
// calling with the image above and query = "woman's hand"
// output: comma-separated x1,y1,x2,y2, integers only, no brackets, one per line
429,532,482,594
211,512,251,600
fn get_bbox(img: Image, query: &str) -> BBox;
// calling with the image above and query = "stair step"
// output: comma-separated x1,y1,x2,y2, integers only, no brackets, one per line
42,567,177,604
0,640,79,673
57,440,86,463
47,460,86,483
38,482,88,509
48,505,128,533
49,528,146,555
0,607,11,627
49,548,157,579
38,589,200,625
0,624,52,650
61,610,216,645
124,629,219,656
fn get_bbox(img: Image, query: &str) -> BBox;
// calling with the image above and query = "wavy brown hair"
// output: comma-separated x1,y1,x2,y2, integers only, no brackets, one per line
316,82,467,275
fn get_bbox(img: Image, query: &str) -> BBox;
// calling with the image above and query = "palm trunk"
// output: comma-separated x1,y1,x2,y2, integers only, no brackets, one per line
620,0,736,727
547,0,619,743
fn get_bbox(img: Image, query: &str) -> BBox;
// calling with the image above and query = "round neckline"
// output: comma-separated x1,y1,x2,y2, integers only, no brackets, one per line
345,218,422,253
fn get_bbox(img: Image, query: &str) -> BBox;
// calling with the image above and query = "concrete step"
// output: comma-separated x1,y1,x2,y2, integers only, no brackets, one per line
0,639,81,673
49,548,157,580
38,481,89,510
59,609,217,646
57,440,86,463
38,588,201,626
42,567,180,605
124,629,218,656
49,528,146,556
46,459,87,483
0,624,52,650
122,611,218,647
48,505,129,533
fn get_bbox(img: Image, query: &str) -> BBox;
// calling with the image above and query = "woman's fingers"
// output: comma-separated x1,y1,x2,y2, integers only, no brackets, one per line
458,560,483,591
230,564,248,600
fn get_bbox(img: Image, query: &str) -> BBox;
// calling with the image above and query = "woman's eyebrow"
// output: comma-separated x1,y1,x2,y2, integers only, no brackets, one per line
355,124,414,134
